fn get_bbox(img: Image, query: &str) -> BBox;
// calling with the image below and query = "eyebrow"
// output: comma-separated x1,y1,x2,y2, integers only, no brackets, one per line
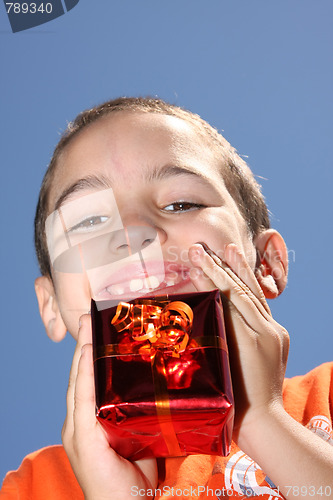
144,164,213,185
54,164,213,212
54,175,111,211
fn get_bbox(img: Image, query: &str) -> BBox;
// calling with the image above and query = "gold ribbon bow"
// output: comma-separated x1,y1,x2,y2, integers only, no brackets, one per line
111,299,193,357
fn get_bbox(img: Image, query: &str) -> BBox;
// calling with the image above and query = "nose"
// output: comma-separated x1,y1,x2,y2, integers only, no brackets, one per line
53,225,166,272
113,225,161,258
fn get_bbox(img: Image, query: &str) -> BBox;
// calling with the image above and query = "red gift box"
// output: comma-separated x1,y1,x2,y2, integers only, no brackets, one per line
91,289,234,460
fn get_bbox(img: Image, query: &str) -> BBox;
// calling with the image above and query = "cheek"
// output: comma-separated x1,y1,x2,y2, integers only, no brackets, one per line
163,213,232,265
168,211,256,266
189,211,244,250
53,272,91,337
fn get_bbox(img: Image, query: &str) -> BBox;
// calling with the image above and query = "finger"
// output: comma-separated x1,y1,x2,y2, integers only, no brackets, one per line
225,298,289,368
195,242,269,309
65,314,92,434
133,458,159,490
189,244,272,330
73,343,96,434
224,244,271,316
188,261,218,292
191,242,270,319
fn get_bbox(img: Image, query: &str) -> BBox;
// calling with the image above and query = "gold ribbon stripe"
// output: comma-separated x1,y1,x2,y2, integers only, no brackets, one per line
94,335,227,362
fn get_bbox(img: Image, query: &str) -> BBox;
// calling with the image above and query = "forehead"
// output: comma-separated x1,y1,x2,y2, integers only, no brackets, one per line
48,112,220,211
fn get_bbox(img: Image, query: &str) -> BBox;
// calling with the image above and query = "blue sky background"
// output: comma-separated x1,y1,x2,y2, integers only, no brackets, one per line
1,0,332,482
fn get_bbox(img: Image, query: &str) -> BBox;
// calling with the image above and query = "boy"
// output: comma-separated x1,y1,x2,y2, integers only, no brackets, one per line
1,97,333,499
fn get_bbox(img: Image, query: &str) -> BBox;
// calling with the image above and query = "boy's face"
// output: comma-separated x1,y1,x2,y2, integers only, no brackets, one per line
46,112,257,338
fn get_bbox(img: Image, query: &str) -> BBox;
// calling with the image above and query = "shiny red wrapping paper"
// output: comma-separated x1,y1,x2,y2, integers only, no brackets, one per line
91,289,234,460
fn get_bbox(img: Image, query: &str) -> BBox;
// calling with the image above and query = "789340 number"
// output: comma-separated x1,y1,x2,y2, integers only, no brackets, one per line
285,486,332,497
6,3,53,14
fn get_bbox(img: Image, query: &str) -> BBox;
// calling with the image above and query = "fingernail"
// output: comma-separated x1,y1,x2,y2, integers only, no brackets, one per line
81,343,92,356
226,243,238,252
195,242,222,265
225,243,241,262
189,245,204,261
191,248,202,257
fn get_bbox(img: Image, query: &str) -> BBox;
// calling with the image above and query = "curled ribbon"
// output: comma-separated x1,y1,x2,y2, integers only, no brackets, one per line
111,299,193,357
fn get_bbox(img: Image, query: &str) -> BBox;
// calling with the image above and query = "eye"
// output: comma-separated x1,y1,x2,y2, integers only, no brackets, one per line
68,215,109,232
162,202,205,212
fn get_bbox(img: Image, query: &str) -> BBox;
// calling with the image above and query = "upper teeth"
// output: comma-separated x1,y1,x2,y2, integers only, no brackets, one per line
143,275,160,289
129,279,144,292
106,275,162,296
107,284,125,295
129,275,161,291
104,271,187,297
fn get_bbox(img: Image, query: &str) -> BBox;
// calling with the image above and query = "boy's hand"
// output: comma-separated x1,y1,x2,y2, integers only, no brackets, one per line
188,242,290,448
62,315,158,500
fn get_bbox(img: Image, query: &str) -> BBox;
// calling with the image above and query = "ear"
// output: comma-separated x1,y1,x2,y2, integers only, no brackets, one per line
34,276,67,342
254,229,288,299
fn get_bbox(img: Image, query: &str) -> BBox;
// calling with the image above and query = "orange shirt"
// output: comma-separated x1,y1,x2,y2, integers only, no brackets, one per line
1,362,333,500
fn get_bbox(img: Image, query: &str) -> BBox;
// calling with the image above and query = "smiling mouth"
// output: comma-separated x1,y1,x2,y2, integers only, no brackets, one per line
97,269,191,299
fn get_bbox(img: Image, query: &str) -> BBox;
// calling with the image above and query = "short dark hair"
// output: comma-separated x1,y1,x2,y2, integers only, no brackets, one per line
34,96,270,276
